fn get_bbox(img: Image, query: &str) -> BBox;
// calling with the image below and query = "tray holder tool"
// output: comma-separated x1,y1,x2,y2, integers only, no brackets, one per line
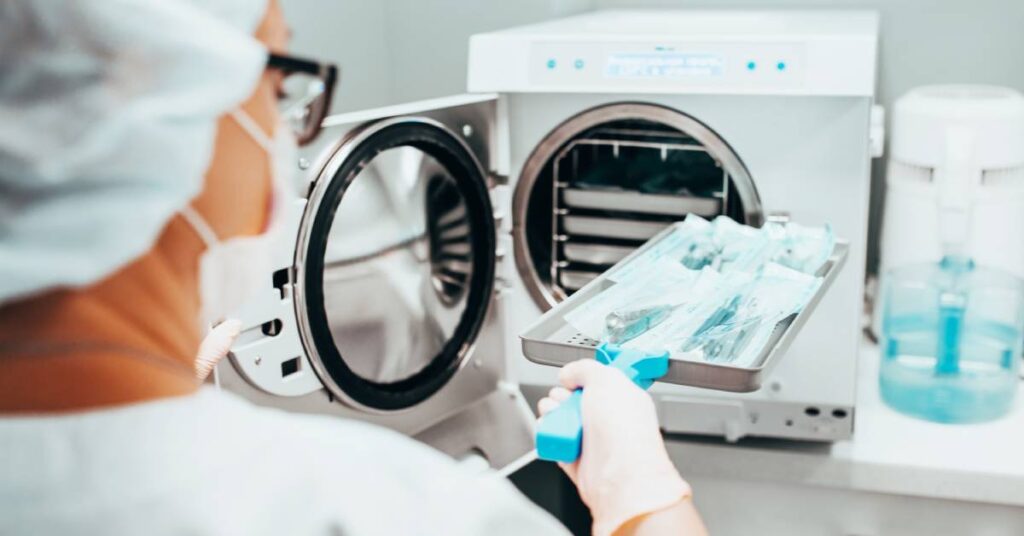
535,343,670,463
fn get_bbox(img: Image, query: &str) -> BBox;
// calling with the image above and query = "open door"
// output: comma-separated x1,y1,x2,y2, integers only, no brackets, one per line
217,95,535,469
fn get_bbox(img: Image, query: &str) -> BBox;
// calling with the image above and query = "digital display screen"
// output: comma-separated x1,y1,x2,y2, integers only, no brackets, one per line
605,52,724,79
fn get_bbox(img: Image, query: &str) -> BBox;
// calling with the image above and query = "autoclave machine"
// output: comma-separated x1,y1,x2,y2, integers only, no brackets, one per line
468,9,882,441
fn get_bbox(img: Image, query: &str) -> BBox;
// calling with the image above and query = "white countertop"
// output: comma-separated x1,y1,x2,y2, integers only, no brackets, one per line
665,340,1024,507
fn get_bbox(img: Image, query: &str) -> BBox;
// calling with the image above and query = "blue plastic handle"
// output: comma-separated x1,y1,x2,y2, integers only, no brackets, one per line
535,344,670,463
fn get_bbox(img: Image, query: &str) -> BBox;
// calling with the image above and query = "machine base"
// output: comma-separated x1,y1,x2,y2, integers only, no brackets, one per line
520,384,854,443
415,382,537,470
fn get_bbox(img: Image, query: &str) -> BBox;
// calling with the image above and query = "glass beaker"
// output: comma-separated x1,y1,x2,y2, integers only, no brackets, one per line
879,255,1024,423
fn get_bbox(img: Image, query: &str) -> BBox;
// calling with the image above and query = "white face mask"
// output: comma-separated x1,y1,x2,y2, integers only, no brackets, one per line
181,109,298,328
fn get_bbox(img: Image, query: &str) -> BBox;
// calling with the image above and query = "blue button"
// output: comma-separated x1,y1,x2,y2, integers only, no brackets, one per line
574,58,585,70
777,61,787,71
546,58,557,69
746,61,757,71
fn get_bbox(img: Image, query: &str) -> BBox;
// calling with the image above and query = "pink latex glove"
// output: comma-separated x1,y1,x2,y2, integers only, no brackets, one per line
538,359,692,536
194,319,242,381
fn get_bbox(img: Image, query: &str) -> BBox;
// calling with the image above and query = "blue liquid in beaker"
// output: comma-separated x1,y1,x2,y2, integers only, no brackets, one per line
880,314,1020,423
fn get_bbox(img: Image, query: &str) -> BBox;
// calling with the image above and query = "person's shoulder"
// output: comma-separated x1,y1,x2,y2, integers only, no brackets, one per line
196,388,458,471
192,390,505,526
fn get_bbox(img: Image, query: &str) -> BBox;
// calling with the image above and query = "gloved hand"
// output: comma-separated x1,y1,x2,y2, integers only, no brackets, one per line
538,359,692,536
194,319,242,381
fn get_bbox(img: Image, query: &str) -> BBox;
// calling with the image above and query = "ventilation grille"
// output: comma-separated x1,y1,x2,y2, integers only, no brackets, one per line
982,165,1024,187
889,160,934,184
891,160,1024,188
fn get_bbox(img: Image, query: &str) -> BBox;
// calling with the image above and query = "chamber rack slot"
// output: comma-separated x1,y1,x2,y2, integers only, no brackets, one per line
549,120,733,295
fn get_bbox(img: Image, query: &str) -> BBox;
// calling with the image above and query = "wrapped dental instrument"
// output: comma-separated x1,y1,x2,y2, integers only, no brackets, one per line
773,223,835,275
699,317,762,363
679,235,720,270
604,304,676,344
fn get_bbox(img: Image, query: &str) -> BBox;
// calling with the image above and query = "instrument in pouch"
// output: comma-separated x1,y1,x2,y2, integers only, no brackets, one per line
604,305,675,344
700,317,762,363
680,235,721,270
534,343,670,463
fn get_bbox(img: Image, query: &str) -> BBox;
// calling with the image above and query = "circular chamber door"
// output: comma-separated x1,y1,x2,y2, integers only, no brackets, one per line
513,102,764,311
295,117,496,411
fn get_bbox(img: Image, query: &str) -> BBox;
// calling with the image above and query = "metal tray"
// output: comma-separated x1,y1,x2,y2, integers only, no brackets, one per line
563,188,722,217
520,222,849,393
563,243,634,265
563,215,670,241
558,269,599,291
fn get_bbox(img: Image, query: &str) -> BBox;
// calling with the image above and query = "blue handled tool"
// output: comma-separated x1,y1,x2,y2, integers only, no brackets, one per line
535,343,671,463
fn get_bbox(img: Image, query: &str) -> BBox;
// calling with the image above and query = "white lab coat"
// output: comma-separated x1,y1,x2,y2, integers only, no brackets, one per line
0,388,569,535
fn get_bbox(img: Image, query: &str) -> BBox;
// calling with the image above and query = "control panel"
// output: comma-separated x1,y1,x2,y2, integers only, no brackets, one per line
529,42,805,92
468,11,878,97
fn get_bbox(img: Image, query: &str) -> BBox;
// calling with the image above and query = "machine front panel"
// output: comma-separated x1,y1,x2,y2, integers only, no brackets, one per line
501,92,873,440
468,11,878,97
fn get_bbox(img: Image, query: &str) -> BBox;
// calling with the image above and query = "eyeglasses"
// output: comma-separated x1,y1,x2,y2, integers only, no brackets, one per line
267,52,339,146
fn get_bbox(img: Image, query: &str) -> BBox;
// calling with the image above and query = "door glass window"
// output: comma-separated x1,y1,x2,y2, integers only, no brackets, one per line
320,146,473,383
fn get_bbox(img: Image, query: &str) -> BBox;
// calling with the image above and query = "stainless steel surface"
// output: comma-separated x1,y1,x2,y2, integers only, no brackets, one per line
558,269,598,291
519,222,849,393
296,116,476,410
563,188,722,217
562,137,707,153
562,215,669,241
563,242,634,265
413,382,537,471
319,146,473,383
222,95,535,469
550,134,731,304
512,103,763,313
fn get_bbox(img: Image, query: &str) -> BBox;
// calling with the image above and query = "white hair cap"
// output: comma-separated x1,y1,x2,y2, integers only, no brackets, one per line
0,0,269,304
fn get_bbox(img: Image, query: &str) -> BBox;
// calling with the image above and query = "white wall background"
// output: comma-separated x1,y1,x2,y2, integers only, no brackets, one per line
281,0,1024,272
280,0,591,112
280,1,395,112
